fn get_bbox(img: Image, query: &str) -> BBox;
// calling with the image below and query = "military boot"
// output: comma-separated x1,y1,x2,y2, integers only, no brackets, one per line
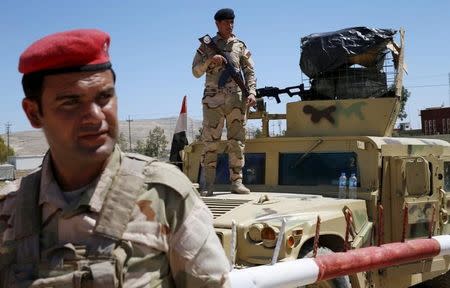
231,179,250,194
201,183,214,197
201,167,216,197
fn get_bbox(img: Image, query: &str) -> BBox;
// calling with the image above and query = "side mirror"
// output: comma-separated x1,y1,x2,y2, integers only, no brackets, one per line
405,157,430,196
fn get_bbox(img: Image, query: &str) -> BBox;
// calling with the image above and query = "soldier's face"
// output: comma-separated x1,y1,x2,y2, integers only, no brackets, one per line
22,70,118,164
216,19,234,38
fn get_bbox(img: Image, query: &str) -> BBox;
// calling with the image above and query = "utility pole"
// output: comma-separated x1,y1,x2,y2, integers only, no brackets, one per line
126,116,133,151
448,72,450,106
189,119,194,143
5,122,11,153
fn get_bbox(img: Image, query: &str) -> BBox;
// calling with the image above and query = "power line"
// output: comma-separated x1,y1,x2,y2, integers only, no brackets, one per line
406,73,449,79
406,84,448,88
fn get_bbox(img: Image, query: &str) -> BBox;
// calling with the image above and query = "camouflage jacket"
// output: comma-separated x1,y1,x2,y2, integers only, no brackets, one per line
0,147,230,287
192,33,256,97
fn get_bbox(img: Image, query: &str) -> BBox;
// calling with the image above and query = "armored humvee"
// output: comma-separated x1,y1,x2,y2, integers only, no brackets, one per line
183,28,450,287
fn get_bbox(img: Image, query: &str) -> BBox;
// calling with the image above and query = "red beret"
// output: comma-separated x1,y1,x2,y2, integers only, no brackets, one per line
19,29,111,75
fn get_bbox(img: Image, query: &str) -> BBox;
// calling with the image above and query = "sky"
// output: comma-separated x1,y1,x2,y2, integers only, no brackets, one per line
1,0,449,133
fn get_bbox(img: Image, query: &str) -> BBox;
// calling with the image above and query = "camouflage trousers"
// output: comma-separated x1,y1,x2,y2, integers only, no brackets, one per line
201,87,247,182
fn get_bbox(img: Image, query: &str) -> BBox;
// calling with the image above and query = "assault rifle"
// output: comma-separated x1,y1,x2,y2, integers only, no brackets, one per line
256,84,305,103
198,34,249,97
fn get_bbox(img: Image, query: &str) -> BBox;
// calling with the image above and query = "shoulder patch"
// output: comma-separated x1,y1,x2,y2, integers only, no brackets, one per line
0,180,21,225
0,189,16,216
235,38,247,48
197,43,209,56
197,47,206,56
0,179,21,200
144,162,194,198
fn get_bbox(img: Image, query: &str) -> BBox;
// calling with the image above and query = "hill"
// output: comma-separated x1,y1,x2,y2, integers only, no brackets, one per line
2,117,202,156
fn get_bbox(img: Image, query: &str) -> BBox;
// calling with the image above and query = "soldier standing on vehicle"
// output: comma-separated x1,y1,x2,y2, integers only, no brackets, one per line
0,29,230,287
192,8,257,196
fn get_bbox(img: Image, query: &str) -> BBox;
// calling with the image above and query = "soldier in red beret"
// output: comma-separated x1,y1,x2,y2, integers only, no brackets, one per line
0,29,230,287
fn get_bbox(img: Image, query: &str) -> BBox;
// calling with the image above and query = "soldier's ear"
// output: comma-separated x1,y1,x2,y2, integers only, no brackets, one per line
22,98,43,128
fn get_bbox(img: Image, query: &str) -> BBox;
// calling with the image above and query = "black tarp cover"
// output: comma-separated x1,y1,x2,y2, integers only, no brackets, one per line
300,27,396,78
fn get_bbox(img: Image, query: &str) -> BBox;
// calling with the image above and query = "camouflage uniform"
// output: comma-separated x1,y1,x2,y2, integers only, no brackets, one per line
192,33,256,185
0,147,230,287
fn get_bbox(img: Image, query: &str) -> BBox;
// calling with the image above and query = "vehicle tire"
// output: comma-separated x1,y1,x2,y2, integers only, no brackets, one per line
426,270,450,288
298,245,352,288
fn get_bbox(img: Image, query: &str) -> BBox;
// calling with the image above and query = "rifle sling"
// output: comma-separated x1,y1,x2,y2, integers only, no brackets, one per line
200,35,249,97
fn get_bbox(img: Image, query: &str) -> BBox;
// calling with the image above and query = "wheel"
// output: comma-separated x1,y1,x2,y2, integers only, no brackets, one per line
426,270,450,288
298,245,352,288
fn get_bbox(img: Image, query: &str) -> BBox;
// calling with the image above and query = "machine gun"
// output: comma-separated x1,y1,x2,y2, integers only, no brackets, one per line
256,84,305,103
255,84,310,112
198,34,249,97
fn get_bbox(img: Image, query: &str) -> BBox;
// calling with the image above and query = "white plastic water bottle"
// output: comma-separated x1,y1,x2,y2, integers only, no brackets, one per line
338,172,347,199
348,173,357,199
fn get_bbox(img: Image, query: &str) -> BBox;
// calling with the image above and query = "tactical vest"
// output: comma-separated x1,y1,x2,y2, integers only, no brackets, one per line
204,36,245,90
0,153,164,288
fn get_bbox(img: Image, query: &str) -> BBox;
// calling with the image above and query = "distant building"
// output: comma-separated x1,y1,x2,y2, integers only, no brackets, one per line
8,154,44,171
420,107,450,135
398,122,411,131
0,164,15,181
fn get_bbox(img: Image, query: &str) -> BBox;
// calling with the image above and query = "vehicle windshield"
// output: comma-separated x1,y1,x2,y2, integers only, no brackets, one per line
279,152,358,186
211,152,359,189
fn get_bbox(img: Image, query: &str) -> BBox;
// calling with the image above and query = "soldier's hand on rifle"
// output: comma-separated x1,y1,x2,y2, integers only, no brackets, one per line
211,54,227,66
246,93,257,107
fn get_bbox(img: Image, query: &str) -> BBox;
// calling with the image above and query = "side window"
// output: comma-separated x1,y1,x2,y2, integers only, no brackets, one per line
243,153,266,185
279,152,358,186
210,153,266,185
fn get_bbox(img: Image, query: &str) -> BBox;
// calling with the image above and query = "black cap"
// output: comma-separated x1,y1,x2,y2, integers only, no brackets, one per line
214,8,235,21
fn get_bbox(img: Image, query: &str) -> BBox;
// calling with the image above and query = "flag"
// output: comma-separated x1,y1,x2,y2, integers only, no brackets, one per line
169,96,189,169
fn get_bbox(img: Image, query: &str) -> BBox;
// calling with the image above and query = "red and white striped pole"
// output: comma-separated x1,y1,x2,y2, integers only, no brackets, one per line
229,235,450,288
